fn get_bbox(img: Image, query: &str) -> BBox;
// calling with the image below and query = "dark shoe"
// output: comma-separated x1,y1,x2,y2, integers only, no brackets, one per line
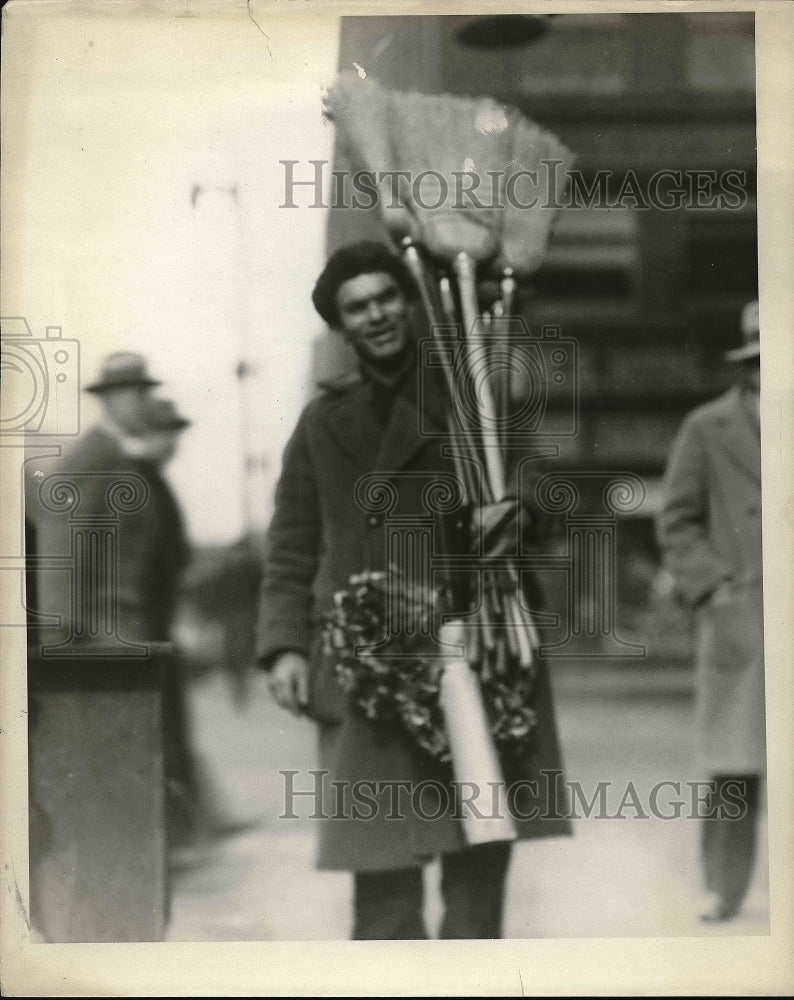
698,892,740,922
167,841,214,873
205,817,260,842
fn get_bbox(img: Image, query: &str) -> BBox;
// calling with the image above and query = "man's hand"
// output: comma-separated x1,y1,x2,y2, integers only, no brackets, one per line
268,652,310,716
710,581,736,607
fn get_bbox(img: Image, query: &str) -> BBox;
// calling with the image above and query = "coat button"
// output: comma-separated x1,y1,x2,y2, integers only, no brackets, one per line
367,515,380,527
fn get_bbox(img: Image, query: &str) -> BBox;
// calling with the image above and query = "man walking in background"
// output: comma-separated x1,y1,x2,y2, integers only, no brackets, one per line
658,299,765,923
28,351,161,637
31,351,176,646
54,350,161,477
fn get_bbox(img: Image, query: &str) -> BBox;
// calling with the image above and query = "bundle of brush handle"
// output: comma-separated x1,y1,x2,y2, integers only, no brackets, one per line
401,238,538,680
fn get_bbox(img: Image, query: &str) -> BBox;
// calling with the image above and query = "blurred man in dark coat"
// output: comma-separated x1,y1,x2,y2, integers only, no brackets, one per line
658,300,764,923
32,355,192,647
257,242,569,940
48,350,160,483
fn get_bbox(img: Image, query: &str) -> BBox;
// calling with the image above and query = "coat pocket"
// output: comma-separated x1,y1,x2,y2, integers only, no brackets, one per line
700,586,763,675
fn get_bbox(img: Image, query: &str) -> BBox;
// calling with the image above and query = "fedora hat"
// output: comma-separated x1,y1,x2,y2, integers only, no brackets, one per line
86,352,162,393
724,300,760,362
144,398,191,431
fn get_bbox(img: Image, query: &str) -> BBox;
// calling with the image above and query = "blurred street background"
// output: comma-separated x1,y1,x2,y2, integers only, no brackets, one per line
13,7,770,946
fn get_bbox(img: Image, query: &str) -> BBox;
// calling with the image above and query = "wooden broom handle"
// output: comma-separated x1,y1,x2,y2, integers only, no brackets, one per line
400,239,485,505
453,252,506,502
454,253,536,670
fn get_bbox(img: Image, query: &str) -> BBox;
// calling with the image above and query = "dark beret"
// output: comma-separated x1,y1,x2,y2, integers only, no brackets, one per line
311,240,418,326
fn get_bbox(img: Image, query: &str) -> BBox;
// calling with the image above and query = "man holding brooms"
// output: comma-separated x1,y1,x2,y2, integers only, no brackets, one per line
256,240,570,939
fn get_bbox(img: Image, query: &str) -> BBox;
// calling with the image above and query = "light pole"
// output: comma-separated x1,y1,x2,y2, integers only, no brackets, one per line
190,182,260,537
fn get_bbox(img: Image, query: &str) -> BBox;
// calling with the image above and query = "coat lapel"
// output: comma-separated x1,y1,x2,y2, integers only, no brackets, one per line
711,387,761,484
322,383,383,470
373,389,430,474
322,375,446,474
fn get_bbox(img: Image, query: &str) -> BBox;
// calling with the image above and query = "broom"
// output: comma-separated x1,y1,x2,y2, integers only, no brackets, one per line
500,116,575,279
385,87,515,265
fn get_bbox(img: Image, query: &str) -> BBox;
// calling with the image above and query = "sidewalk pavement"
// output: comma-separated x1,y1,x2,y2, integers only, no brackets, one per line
166,669,769,941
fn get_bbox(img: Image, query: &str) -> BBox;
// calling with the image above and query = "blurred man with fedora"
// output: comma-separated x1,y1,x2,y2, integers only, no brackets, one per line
658,299,764,923
72,350,163,468
29,351,164,642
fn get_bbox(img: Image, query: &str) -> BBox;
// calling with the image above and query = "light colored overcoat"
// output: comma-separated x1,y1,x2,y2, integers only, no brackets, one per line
658,386,765,774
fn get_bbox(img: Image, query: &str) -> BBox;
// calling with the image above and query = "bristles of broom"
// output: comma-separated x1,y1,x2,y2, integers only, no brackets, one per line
501,119,575,277
323,74,417,242
385,89,514,265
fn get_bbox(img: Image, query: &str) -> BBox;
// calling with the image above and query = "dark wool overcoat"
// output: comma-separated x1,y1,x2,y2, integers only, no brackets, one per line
257,366,570,872
658,386,765,775
31,425,190,646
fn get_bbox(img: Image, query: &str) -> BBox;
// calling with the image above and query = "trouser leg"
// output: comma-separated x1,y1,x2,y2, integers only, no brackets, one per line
715,774,760,911
700,806,720,896
701,774,760,914
162,657,206,847
439,841,513,939
353,866,428,940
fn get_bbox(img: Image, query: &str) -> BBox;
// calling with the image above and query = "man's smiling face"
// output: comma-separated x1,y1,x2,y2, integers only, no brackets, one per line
334,271,411,364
